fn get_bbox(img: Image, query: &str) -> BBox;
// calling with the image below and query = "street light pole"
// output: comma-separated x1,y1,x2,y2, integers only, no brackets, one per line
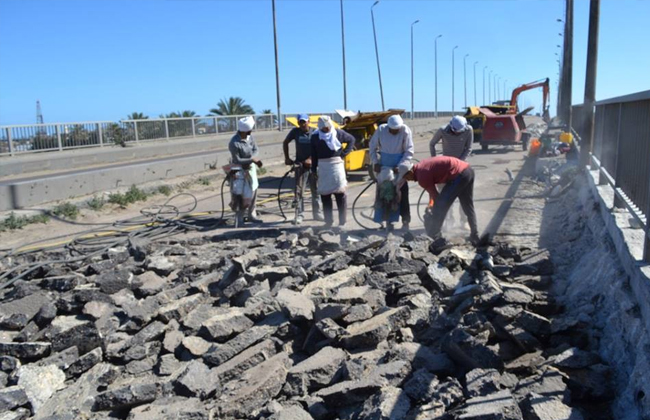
473,61,478,105
488,70,492,103
411,20,419,120
503,79,508,102
340,0,347,109
452,45,458,113
483,66,487,104
463,53,469,109
434,35,442,117
271,0,282,131
371,1,384,111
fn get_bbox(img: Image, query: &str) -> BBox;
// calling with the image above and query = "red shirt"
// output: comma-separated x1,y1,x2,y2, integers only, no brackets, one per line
413,156,470,197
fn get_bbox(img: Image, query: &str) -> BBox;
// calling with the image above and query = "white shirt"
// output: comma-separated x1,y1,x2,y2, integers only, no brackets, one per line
369,124,415,166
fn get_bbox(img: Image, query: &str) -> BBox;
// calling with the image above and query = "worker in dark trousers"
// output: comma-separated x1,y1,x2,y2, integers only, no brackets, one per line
397,156,479,250
283,113,323,225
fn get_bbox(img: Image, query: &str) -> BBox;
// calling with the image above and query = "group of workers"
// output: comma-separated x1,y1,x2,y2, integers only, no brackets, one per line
228,112,480,246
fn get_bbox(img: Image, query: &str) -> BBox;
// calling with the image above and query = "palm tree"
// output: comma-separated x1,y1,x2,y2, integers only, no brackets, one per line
209,97,254,116
181,110,197,117
160,110,198,119
127,112,148,120
262,109,272,114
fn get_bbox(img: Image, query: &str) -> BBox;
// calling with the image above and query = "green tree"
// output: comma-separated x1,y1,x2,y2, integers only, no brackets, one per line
160,110,198,118
209,97,254,116
126,112,149,120
262,109,272,114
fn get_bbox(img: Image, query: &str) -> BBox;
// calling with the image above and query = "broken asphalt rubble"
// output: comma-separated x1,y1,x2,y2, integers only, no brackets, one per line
0,228,613,419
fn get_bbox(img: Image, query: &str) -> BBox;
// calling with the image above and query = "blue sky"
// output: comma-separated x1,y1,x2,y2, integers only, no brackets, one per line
0,0,649,125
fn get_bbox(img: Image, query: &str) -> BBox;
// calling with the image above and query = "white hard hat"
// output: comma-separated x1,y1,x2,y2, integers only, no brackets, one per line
387,115,404,129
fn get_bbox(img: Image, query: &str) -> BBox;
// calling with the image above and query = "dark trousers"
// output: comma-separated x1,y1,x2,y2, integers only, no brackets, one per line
294,164,321,218
399,182,411,223
321,192,347,226
424,168,478,238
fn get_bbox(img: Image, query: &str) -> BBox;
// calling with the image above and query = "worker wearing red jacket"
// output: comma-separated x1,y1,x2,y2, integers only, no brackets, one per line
397,156,479,247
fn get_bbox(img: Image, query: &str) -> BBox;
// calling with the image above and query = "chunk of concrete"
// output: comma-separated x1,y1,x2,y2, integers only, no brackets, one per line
276,289,315,321
173,360,220,399
16,364,66,413
284,346,347,396
301,266,367,298
127,396,208,420
211,339,278,383
519,392,584,420
358,386,411,420
0,386,29,411
342,306,410,349
0,342,51,361
199,308,254,341
203,325,276,366
454,390,523,420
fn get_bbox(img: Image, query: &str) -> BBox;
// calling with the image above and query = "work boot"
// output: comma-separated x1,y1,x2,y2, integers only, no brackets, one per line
468,232,480,246
246,215,263,224
429,236,453,255
313,213,325,222
386,223,394,233
236,216,245,227
402,221,410,231
293,215,304,225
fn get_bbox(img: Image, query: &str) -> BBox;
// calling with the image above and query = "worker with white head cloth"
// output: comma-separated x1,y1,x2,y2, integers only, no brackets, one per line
310,116,356,229
429,115,473,160
428,115,474,229
228,116,263,225
369,114,414,231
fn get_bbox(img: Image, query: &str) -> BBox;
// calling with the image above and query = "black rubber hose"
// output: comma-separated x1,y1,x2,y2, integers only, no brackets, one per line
352,181,381,231
417,188,427,223
277,169,293,221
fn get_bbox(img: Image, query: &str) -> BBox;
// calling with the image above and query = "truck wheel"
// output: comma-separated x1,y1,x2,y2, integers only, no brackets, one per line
482,144,488,151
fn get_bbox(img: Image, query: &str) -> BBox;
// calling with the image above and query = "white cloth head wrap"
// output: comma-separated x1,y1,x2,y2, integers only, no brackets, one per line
387,114,404,129
317,116,341,151
237,116,255,132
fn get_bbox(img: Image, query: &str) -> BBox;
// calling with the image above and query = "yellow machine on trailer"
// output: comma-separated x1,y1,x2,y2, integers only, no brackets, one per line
286,109,404,178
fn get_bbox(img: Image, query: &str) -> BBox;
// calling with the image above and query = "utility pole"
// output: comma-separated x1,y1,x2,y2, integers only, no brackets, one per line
371,1,384,111
580,0,600,167
271,0,282,131
340,0,348,109
452,46,458,113
434,35,442,117
411,20,419,120
463,53,469,109
560,0,574,128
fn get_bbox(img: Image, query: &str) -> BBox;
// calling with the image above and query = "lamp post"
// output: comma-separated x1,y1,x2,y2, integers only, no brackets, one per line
271,0,282,131
488,69,492,103
452,45,458,113
340,0,347,109
434,34,442,117
473,61,478,105
503,79,508,102
463,53,469,109
371,1,384,111
411,20,419,120
483,66,487,104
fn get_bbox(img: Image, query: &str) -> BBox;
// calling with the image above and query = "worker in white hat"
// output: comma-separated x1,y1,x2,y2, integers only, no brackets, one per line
428,115,474,230
310,115,356,229
228,115,263,225
368,114,414,231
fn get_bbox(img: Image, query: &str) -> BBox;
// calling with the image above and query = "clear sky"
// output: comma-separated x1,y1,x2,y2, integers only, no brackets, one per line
0,0,648,125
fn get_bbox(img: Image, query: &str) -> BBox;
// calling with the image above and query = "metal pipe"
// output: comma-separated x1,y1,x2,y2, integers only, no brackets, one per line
371,1,385,111
272,0,282,131
488,70,492,104
452,46,458,113
560,0,574,127
340,0,348,109
483,66,487,105
434,35,442,117
411,20,419,120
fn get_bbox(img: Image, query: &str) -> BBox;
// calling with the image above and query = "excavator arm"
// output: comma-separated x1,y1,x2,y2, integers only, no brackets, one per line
509,78,550,119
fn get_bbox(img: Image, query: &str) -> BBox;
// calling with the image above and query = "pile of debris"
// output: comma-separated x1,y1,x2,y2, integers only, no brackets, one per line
0,229,614,419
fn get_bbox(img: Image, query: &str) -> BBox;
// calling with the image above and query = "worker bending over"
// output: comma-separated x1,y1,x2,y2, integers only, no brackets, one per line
429,115,473,160
283,113,323,225
310,116,356,229
369,114,414,231
397,156,479,249
228,116,263,225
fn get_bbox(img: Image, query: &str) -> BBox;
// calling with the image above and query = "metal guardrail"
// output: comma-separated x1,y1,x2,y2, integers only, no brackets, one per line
0,111,453,157
581,90,650,262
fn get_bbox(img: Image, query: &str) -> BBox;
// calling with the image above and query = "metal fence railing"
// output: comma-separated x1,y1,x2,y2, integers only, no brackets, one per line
0,111,451,157
581,90,650,262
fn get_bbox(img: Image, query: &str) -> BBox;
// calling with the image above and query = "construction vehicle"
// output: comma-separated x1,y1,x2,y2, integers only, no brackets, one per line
465,78,551,145
287,109,404,179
